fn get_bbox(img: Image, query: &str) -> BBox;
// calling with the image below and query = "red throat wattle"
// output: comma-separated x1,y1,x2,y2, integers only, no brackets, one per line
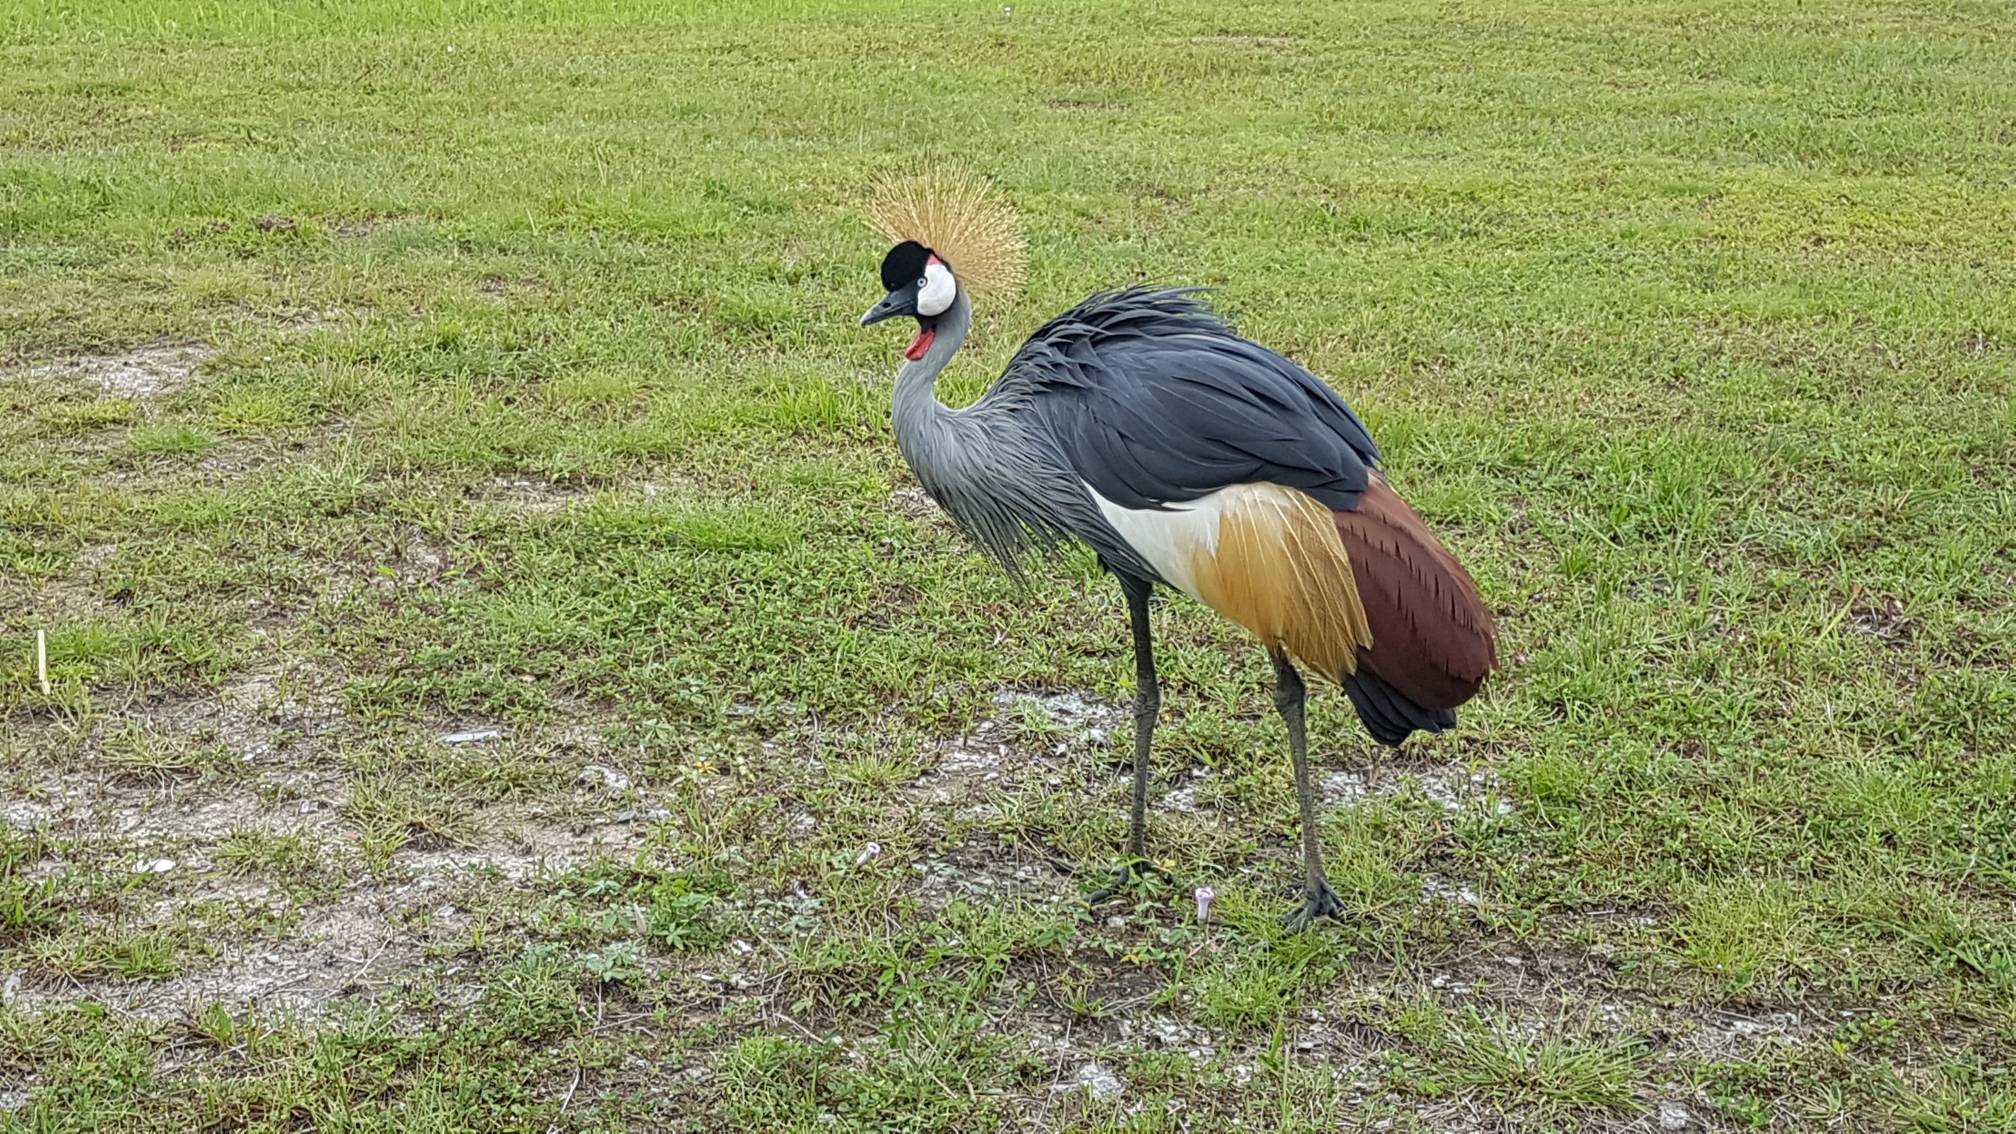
904,328,935,360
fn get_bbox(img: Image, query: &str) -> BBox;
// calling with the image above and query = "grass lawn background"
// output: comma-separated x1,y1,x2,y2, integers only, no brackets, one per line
3,1,2014,1129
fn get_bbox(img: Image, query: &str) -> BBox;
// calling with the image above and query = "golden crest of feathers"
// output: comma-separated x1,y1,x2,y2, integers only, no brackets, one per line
865,167,1027,297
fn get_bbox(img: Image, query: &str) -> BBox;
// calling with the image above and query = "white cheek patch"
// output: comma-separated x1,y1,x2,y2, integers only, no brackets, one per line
916,260,956,317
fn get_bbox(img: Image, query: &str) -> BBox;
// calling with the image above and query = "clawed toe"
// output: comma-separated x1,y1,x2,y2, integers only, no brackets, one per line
1279,881,1344,932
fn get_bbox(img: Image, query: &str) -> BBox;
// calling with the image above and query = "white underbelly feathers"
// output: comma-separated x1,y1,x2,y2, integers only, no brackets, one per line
1087,483,1227,601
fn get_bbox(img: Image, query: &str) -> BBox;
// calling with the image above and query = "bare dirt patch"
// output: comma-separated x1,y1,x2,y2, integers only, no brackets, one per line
174,667,350,760
13,540,119,621
322,524,457,598
1173,761,1510,819
93,790,316,846
990,690,1122,753
887,484,942,521
3,769,665,1024
7,891,426,1024
1847,596,1917,646
1675,1008,1819,1061
329,214,402,239
910,688,1124,809
393,802,663,884
1409,765,1514,816
468,475,596,514
19,343,213,399
477,274,549,300
911,844,1077,913
270,304,372,333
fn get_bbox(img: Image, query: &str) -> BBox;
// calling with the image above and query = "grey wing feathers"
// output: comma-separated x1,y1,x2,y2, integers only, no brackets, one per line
1004,288,1380,511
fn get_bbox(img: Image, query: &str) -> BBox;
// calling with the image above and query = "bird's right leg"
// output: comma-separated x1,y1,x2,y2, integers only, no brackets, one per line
1090,573,1168,904
1274,648,1343,932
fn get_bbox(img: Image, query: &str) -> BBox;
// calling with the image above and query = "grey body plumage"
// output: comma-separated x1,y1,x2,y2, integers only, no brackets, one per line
891,284,1383,586
862,220,1497,931
1012,286,1381,513
889,288,1151,583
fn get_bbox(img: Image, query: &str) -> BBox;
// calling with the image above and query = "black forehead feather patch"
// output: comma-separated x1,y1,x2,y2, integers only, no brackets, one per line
879,240,931,291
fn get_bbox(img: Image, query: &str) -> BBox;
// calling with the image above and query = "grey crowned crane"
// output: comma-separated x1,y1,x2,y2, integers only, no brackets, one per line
857,171,1497,930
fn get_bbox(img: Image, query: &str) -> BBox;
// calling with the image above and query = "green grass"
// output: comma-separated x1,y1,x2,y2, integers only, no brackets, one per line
3,0,2014,1129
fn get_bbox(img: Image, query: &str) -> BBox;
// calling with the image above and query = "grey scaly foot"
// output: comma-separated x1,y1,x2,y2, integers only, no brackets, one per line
1280,880,1344,932
1087,859,1170,905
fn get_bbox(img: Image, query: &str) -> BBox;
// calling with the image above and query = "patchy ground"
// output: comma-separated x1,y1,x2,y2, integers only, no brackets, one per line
21,344,213,401
4,1,2015,1130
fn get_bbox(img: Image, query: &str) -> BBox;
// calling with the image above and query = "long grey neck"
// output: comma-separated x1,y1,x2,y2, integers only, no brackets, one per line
881,286,1133,582
891,288,974,447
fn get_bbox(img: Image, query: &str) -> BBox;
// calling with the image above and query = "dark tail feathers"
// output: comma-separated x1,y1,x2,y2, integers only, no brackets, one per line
1343,670,1457,747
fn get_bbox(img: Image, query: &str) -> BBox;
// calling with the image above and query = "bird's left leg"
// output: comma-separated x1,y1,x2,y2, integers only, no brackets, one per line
1090,573,1169,904
1274,648,1343,932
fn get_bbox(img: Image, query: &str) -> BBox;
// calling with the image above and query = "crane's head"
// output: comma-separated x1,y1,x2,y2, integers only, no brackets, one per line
856,167,1026,360
860,240,957,360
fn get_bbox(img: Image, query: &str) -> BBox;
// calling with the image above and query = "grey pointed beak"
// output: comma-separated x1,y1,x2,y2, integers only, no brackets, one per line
860,288,917,327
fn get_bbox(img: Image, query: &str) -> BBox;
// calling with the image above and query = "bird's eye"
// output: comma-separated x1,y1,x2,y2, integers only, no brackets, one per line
917,277,929,289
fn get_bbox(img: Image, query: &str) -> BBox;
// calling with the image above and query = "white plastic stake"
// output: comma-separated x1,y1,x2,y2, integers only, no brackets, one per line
35,630,49,694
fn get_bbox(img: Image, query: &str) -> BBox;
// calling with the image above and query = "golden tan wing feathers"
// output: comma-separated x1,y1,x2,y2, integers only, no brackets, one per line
1114,479,1493,711
1185,484,1373,682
